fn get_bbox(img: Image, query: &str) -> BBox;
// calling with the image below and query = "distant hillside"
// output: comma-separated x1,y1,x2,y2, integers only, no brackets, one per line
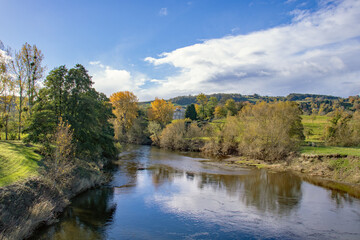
167,93,342,106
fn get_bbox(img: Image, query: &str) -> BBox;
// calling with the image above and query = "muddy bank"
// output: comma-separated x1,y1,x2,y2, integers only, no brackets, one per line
201,154,360,198
0,160,109,240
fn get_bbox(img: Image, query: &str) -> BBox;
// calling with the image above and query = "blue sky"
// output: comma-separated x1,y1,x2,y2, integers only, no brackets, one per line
1,0,359,100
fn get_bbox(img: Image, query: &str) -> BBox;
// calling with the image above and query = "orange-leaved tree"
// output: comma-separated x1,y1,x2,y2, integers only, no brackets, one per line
148,98,175,127
110,91,138,140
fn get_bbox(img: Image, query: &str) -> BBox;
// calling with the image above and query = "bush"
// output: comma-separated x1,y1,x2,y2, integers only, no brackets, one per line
325,111,360,147
160,119,203,151
237,101,304,161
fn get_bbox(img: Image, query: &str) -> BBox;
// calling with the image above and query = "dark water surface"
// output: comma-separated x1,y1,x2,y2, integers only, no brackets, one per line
33,145,360,239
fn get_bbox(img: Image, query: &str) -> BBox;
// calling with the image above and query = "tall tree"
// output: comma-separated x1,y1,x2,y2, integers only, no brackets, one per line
185,103,197,120
196,93,208,120
10,50,27,139
0,45,15,140
148,98,175,127
20,43,44,116
25,64,116,160
205,97,218,119
109,91,138,141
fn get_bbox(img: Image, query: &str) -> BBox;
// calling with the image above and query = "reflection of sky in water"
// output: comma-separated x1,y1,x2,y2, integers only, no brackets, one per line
34,145,360,240
142,172,359,239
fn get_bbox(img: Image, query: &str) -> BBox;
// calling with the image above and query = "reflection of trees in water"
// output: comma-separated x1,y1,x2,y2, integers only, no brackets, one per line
240,170,302,215
33,188,115,240
151,165,182,188
149,164,302,215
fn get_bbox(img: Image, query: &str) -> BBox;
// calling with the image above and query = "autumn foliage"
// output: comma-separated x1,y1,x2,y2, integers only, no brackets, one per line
110,91,138,140
148,98,175,127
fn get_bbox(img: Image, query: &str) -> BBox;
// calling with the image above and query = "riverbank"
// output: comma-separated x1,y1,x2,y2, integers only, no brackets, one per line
201,153,360,198
0,156,110,240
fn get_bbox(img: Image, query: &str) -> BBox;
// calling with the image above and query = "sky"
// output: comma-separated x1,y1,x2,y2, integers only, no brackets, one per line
1,0,359,101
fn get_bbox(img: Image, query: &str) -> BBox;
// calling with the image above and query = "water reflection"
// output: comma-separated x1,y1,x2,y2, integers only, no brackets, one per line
33,145,360,240
32,188,115,240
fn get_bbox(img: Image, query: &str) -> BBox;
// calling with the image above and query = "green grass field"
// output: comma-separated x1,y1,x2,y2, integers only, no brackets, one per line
301,115,329,143
300,146,360,157
0,141,42,187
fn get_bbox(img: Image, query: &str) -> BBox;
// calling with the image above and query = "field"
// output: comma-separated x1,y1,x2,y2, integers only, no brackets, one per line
0,141,42,187
301,146,360,157
301,115,329,143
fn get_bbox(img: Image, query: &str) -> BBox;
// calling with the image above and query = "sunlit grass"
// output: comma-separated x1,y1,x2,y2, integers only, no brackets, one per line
0,141,42,187
301,115,329,143
300,146,360,157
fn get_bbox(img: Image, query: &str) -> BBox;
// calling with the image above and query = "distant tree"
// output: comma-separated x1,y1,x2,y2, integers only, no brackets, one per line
205,97,218,119
185,104,197,120
214,105,227,118
148,98,175,127
109,91,138,141
196,93,208,120
325,111,360,147
148,121,162,146
225,99,237,116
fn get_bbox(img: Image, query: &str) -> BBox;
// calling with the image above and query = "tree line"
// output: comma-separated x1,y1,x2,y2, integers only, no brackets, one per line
0,41,117,163
111,91,360,161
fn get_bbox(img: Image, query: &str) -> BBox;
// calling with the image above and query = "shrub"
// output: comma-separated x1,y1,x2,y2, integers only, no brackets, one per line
160,119,203,151
325,111,360,147
237,101,304,161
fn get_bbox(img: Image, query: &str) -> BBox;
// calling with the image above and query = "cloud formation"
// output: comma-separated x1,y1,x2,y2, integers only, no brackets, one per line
145,0,360,98
89,61,147,97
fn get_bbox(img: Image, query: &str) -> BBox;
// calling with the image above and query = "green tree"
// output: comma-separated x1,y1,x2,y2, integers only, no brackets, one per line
20,43,44,116
225,99,237,116
185,104,197,120
205,97,218,119
25,64,116,160
196,93,208,120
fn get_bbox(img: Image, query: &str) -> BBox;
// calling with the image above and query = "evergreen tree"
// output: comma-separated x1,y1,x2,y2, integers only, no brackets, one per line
185,104,197,120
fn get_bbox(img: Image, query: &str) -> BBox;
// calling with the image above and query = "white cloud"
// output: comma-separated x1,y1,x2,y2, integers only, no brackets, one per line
89,61,147,97
145,0,360,98
159,7,168,16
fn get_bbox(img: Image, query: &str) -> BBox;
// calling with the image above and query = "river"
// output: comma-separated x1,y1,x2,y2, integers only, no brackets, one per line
32,145,360,239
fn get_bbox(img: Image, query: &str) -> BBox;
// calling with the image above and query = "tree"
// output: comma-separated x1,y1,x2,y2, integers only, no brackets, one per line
10,50,28,139
0,46,15,140
225,99,237,116
196,93,208,120
20,43,44,116
148,98,174,127
214,105,227,118
205,97,218,119
237,101,304,161
25,64,117,160
185,104,197,120
50,117,75,187
109,91,138,141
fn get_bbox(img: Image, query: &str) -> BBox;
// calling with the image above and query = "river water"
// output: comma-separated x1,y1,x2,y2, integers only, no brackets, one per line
33,145,360,239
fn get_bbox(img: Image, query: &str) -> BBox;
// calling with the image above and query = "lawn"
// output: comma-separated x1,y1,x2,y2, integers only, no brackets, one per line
300,145,360,157
0,141,42,187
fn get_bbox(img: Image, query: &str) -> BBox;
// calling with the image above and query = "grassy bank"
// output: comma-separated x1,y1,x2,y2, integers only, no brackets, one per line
301,146,360,157
0,141,42,187
0,141,109,240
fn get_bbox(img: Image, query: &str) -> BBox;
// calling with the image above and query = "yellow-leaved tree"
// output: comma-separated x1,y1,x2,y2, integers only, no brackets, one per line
110,91,138,141
148,98,175,127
